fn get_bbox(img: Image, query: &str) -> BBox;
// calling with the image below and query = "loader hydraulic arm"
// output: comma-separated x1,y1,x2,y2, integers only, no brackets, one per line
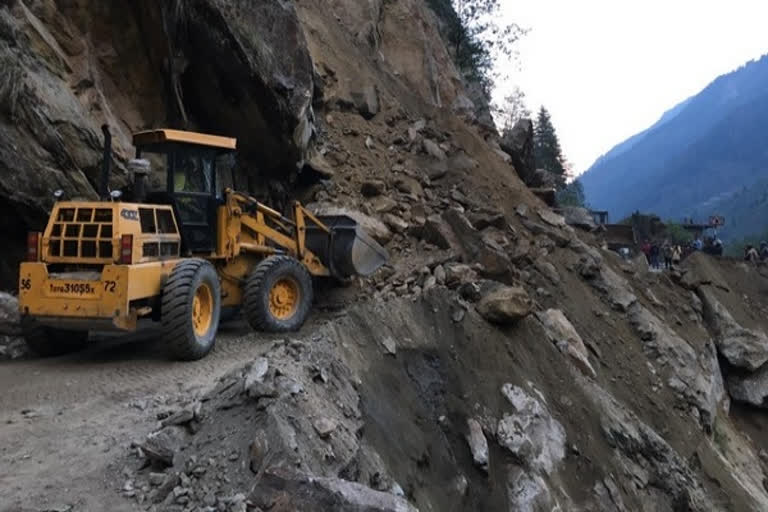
221,190,331,276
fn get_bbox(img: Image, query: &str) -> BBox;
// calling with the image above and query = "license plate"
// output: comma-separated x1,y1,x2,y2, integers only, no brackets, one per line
45,281,99,298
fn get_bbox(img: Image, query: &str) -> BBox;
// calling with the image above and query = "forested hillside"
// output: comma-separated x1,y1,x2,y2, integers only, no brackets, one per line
580,54,768,236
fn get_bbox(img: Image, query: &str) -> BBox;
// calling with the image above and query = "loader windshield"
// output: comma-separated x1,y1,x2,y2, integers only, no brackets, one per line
173,154,214,194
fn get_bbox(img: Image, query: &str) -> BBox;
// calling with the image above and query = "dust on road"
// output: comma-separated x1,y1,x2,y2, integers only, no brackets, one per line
0,321,273,512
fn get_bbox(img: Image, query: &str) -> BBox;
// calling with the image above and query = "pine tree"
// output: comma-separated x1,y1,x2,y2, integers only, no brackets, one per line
557,179,587,207
533,106,566,188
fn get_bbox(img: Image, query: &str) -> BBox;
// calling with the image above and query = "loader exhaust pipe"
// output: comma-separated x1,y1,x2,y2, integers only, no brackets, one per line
100,124,111,200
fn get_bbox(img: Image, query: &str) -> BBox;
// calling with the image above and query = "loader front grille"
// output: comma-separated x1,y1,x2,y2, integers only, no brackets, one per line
48,207,114,261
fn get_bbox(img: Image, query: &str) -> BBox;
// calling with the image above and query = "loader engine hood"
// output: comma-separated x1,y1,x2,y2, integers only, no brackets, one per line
42,202,181,265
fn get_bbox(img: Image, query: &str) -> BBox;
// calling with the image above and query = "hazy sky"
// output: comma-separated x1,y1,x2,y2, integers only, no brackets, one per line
496,0,768,174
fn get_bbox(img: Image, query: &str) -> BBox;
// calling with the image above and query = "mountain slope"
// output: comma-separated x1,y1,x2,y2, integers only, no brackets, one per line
581,54,768,229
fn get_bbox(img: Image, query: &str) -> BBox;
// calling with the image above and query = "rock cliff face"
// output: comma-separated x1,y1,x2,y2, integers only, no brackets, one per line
4,1,768,512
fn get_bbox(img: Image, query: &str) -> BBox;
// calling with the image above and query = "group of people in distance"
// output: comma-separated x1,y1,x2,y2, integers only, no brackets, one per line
641,241,682,270
744,241,768,264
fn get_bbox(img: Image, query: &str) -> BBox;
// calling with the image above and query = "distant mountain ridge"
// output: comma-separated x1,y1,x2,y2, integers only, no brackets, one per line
580,54,768,238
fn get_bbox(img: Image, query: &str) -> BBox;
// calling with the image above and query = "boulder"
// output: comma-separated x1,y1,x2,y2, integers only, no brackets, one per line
350,84,380,120
444,263,477,287
538,209,566,228
727,365,768,408
591,267,637,312
370,196,398,214
476,285,532,324
497,384,566,474
520,219,571,248
467,211,506,231
423,139,447,160
0,292,20,336
138,426,189,467
492,147,512,164
559,206,597,230
698,287,768,371
394,177,423,197
534,261,560,285
500,119,536,185
361,180,386,197
383,214,409,234
537,309,596,378
305,153,335,179
465,418,489,472
628,304,725,427
442,209,512,278
250,469,419,512
680,252,729,291
422,215,458,251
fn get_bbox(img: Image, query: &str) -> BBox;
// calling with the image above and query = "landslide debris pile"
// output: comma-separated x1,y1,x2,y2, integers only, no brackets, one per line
4,0,768,511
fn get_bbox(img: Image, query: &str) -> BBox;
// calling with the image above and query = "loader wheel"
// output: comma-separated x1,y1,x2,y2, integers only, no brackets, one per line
244,255,313,332
22,318,88,357
161,259,221,361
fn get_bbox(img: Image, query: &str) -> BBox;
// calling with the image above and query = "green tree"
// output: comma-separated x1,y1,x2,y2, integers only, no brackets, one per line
557,179,587,207
426,0,527,94
533,106,566,187
496,86,531,132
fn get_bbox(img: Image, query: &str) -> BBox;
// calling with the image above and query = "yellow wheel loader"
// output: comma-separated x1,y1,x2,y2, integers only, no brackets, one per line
18,127,387,360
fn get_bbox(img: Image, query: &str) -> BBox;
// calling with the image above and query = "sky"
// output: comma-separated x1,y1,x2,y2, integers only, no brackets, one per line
495,0,768,175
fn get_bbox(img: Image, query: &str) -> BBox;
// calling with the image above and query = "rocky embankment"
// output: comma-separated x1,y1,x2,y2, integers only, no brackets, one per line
3,1,768,511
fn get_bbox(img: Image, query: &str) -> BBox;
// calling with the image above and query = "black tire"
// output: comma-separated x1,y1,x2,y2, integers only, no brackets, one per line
244,255,313,332
22,318,89,357
161,259,221,361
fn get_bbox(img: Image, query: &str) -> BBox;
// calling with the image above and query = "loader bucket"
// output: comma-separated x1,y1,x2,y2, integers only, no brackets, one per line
306,215,388,278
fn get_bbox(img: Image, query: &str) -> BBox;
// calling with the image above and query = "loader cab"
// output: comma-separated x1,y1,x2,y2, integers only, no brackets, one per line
132,130,237,255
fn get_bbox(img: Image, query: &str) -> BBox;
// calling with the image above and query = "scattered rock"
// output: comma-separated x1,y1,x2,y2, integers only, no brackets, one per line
559,206,597,230
305,153,335,179
361,180,386,197
138,426,189,467
423,139,447,160
467,211,506,231
538,209,566,228
727,365,768,408
628,304,724,427
476,285,532,325
465,418,489,472
394,176,423,197
534,260,560,285
243,358,270,390
161,408,195,428
370,196,398,214
350,84,379,120
698,287,768,371
313,417,337,439
383,213,409,234
380,336,397,356
0,292,21,336
537,309,596,378
250,470,419,512
497,384,566,474
434,265,446,285
422,215,458,250
444,263,477,287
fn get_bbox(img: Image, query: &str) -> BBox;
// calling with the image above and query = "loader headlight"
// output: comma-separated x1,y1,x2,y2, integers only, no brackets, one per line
110,189,123,200
53,189,64,200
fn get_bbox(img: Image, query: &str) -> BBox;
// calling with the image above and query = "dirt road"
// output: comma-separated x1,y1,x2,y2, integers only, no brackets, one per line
0,321,274,512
